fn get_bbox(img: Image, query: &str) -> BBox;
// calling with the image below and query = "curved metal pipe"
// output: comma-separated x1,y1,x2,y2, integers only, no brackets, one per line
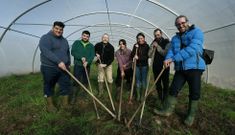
0,0,52,43
63,11,170,38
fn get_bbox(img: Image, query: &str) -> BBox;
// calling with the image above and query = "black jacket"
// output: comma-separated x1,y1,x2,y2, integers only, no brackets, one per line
95,42,114,66
131,42,149,67
150,38,170,72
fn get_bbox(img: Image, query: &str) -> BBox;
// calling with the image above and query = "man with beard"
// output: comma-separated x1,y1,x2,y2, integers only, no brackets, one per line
148,28,170,105
95,33,114,97
71,30,95,104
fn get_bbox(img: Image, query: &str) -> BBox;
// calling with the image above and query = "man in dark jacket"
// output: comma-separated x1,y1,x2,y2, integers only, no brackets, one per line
131,33,149,101
95,33,114,97
39,21,71,112
148,28,170,104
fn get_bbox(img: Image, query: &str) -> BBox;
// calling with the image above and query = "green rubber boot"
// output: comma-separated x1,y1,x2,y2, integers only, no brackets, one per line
136,87,141,102
70,86,78,105
46,97,57,113
98,82,104,97
154,95,177,117
184,100,198,126
61,95,70,110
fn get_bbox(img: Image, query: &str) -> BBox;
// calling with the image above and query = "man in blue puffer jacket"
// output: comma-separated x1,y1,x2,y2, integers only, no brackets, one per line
154,15,206,126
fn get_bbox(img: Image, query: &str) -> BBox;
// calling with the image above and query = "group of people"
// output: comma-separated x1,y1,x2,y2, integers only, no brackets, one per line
39,15,206,126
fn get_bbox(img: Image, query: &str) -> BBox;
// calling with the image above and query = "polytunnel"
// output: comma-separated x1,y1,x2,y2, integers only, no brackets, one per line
1,0,235,90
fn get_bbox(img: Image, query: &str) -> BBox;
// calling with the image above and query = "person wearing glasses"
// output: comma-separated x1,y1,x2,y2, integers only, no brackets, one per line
148,28,170,105
154,15,206,126
39,21,71,112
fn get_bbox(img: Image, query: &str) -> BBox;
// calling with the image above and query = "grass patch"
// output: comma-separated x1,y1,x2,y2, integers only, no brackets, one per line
0,62,235,135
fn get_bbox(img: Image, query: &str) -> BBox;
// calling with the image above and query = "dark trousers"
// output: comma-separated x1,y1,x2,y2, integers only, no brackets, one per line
73,64,90,86
153,66,170,102
169,69,203,100
115,67,133,87
41,65,71,97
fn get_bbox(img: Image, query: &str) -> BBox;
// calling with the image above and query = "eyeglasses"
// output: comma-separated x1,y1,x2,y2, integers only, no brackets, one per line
176,21,187,27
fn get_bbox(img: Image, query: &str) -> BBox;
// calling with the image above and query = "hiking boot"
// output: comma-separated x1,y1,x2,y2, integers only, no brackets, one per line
46,97,57,113
184,100,198,126
154,95,177,117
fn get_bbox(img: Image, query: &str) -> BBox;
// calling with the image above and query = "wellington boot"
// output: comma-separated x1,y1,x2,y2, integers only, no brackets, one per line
154,95,177,117
70,86,78,105
136,87,141,102
46,97,57,113
115,86,121,101
141,87,146,102
184,100,198,126
98,82,104,97
61,95,70,110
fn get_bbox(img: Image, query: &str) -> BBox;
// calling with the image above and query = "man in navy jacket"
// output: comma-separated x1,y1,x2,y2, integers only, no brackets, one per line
39,21,71,112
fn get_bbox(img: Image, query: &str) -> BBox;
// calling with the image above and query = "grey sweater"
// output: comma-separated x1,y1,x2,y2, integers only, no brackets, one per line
39,31,70,67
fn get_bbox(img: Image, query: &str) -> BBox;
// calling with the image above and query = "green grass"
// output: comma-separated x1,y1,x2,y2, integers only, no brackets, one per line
0,62,235,135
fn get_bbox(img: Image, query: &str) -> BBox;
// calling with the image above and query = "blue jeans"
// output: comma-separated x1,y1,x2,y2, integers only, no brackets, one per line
169,69,203,100
41,65,71,97
135,66,148,89
73,64,90,86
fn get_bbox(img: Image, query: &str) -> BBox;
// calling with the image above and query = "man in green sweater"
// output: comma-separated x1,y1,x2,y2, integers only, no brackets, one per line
71,30,95,104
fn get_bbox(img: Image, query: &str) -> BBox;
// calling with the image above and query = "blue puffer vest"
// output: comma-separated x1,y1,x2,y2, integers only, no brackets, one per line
165,25,206,71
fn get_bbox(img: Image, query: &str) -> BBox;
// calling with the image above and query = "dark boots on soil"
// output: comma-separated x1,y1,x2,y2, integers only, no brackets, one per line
70,86,78,105
154,95,177,117
136,87,141,102
46,97,57,113
115,86,121,101
184,100,198,126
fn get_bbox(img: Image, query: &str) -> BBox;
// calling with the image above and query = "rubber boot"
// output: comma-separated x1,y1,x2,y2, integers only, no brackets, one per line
184,100,198,126
61,95,70,110
81,84,88,101
115,86,121,101
70,86,78,105
136,87,141,102
154,95,177,117
141,87,146,102
98,82,104,97
46,97,57,113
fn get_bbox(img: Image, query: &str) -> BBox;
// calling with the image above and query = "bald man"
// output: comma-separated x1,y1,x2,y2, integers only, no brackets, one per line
95,34,114,97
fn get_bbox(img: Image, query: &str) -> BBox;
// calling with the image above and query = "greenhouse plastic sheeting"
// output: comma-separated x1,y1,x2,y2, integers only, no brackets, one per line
0,0,235,89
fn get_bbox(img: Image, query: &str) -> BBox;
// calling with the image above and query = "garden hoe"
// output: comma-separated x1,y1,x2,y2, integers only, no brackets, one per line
128,47,138,104
126,67,165,128
64,68,116,119
118,76,124,121
84,65,100,119
97,57,116,113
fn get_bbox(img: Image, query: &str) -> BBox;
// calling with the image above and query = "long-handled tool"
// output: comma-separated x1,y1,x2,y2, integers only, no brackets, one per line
126,67,165,128
97,57,116,113
128,47,138,104
139,47,156,125
118,76,124,121
64,68,116,118
84,65,100,119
